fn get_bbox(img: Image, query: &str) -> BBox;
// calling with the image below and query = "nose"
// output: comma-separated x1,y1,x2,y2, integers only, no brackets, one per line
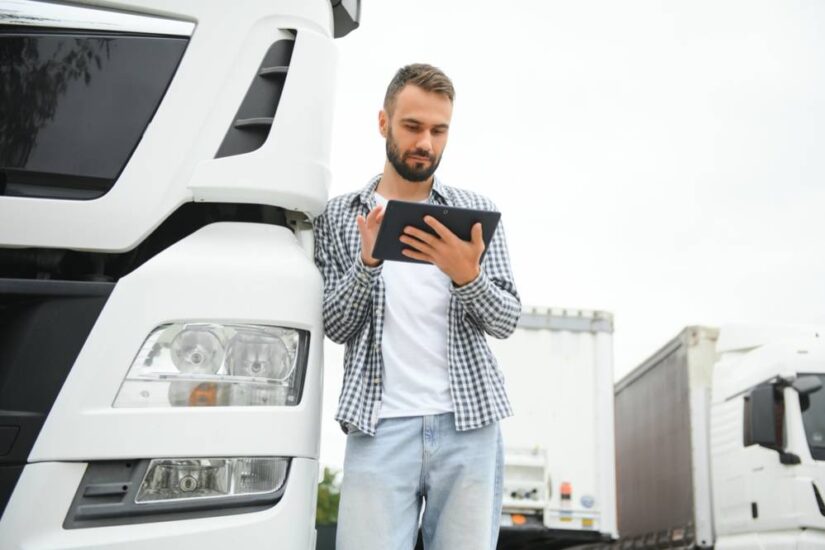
415,132,434,154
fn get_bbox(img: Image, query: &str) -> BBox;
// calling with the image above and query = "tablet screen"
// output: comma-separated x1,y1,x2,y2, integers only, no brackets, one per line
372,200,500,264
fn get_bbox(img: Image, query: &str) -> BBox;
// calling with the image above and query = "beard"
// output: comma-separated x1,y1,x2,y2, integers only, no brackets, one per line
385,127,442,183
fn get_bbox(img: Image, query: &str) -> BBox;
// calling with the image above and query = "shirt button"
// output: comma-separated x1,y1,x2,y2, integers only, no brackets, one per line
373,378,380,385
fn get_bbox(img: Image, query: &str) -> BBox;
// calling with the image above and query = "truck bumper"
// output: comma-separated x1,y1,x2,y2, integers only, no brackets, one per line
0,457,318,549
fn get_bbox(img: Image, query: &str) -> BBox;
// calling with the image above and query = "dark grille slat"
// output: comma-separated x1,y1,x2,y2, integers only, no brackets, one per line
258,66,288,77
234,117,275,129
216,38,295,158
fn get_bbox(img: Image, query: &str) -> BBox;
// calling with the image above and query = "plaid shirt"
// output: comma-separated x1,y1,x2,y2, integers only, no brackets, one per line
313,175,520,436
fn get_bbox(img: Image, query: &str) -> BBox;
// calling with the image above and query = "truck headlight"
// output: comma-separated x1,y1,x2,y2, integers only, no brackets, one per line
136,457,288,503
113,323,309,407
170,327,224,374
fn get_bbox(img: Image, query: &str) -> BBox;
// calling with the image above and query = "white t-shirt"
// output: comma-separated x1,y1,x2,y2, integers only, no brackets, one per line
374,192,454,418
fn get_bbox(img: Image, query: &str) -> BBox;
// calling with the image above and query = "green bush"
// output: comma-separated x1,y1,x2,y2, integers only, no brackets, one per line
316,467,341,525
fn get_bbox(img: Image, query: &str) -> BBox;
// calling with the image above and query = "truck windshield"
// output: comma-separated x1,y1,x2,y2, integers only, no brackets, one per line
800,374,825,460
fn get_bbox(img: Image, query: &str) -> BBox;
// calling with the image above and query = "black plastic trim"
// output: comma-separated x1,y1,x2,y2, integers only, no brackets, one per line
63,458,290,528
259,66,288,77
814,482,825,516
0,168,110,200
0,29,189,200
779,451,802,465
0,278,115,297
0,278,115,516
0,202,289,282
234,117,275,128
330,0,360,38
497,526,611,549
216,38,294,158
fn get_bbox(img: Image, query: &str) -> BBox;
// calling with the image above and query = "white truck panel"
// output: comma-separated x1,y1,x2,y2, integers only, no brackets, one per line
711,332,825,546
716,530,825,550
30,223,324,462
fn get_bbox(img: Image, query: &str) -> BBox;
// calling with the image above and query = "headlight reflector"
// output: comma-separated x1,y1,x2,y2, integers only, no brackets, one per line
170,327,224,375
113,322,309,408
226,329,295,380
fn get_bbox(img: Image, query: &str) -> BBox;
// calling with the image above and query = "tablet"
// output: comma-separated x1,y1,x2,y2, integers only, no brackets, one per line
372,200,501,264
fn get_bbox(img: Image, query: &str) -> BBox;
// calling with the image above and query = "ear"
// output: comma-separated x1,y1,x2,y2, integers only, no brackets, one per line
378,109,388,138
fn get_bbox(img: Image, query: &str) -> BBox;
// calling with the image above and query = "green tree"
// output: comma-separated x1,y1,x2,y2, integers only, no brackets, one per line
316,467,341,525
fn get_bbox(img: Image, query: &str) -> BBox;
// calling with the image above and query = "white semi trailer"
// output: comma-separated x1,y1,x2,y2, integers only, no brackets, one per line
488,307,618,549
0,1,359,548
602,325,825,550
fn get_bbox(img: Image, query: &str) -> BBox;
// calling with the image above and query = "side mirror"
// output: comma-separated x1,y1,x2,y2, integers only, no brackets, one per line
746,384,782,449
792,376,823,396
744,382,801,465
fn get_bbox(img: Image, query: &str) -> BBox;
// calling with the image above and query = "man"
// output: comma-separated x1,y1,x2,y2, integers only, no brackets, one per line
313,64,520,550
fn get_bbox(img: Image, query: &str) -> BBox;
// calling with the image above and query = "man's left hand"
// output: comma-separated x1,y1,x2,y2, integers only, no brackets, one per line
400,216,484,286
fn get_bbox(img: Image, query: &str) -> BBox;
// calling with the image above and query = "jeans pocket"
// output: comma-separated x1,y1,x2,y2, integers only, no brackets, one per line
343,422,363,436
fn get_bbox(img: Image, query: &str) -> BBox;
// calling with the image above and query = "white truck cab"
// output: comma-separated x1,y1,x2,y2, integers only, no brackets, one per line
0,1,359,547
711,326,825,549
609,325,825,550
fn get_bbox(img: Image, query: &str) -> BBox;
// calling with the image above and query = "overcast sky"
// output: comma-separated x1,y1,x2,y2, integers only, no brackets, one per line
321,0,825,467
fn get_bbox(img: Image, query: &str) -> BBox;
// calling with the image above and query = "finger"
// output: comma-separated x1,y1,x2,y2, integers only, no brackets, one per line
401,248,433,263
366,205,384,224
356,214,366,232
423,216,456,241
403,225,438,246
471,223,485,250
400,235,435,255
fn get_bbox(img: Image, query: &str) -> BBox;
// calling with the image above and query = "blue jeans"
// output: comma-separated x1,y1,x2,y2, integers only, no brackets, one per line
336,413,503,550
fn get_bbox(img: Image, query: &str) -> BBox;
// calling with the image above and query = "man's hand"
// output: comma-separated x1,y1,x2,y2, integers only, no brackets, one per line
400,216,484,286
356,205,385,267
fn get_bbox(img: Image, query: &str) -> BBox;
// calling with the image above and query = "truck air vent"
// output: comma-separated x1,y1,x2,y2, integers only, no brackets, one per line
215,37,295,158
814,483,825,516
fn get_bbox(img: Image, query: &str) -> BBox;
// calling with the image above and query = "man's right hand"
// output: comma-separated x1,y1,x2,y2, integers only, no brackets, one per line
356,205,385,267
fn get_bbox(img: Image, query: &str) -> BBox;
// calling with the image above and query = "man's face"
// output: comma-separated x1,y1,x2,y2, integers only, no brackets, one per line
381,85,453,183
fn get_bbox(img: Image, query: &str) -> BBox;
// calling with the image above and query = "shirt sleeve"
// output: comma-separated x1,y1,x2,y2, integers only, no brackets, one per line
451,211,521,339
313,204,382,345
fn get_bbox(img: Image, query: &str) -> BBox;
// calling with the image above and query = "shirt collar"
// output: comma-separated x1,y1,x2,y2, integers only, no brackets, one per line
355,174,451,208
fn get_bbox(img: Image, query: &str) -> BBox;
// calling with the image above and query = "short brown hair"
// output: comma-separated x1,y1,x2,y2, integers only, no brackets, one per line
383,63,455,115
